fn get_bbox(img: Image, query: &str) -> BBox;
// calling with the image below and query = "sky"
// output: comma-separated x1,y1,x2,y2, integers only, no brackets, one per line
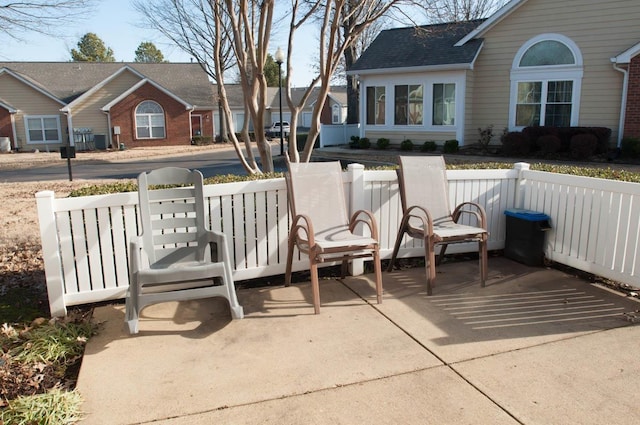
0,0,319,87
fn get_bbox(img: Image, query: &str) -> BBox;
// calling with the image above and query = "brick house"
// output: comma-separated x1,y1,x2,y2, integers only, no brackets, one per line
0,62,216,152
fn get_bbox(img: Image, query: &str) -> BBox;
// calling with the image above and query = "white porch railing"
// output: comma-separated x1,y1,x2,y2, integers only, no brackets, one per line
36,162,640,317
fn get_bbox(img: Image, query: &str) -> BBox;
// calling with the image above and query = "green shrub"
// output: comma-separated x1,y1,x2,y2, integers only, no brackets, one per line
621,137,640,159
443,139,459,153
421,141,437,152
522,126,612,154
0,389,84,425
477,125,494,151
191,136,213,145
349,135,360,149
400,139,414,151
296,133,318,151
501,131,530,156
359,137,371,149
233,132,256,143
376,138,390,150
570,133,597,159
536,134,562,156
69,172,285,197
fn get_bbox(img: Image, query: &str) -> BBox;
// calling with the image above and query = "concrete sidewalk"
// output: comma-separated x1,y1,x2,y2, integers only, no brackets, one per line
76,257,640,424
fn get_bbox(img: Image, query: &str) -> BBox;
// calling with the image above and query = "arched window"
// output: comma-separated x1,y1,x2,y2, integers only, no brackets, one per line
519,40,575,67
510,34,583,129
135,100,165,139
332,104,341,123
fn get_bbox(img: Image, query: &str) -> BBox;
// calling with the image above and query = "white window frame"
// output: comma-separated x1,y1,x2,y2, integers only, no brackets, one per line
135,100,166,139
24,115,62,144
332,104,341,124
431,83,456,127
365,85,386,126
509,34,583,130
393,84,424,126
360,72,465,142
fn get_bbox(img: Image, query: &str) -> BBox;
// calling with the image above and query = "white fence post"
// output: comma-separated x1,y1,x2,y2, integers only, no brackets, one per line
514,162,531,209
35,191,67,317
348,163,365,276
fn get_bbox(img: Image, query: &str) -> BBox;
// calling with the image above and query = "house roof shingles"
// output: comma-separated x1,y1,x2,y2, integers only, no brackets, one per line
349,20,486,73
0,62,215,107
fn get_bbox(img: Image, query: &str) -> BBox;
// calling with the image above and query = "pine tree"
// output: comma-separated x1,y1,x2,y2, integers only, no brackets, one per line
70,33,115,62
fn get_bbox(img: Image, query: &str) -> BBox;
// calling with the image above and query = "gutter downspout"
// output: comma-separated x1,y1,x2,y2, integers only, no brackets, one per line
10,112,18,150
103,111,114,149
612,60,628,148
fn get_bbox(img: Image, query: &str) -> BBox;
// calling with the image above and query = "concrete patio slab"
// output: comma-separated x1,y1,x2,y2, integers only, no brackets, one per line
76,280,442,425
152,366,519,425
344,257,640,363
75,258,640,424
454,325,640,425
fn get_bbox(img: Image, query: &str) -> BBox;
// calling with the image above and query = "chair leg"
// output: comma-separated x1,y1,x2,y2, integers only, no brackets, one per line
424,237,436,296
479,237,488,287
285,235,296,287
436,243,448,266
341,258,348,279
387,223,406,272
221,265,244,319
373,248,383,304
125,279,140,334
310,260,320,314
124,293,139,335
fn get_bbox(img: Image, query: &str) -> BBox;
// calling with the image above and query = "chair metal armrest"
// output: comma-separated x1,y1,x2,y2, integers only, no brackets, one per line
290,214,315,249
452,202,487,229
349,209,379,241
403,205,434,236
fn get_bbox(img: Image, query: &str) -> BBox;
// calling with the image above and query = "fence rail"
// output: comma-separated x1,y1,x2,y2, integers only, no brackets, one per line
36,162,640,317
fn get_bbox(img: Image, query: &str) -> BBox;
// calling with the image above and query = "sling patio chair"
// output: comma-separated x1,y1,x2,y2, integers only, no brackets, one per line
285,161,383,314
125,167,244,334
387,156,488,295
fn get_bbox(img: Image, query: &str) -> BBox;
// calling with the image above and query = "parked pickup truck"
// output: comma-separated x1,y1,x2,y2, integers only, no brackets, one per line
266,121,290,138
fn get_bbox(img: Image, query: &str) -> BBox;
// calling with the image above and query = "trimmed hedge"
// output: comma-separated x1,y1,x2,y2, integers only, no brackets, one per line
443,139,459,153
522,126,611,154
501,132,531,156
400,139,414,151
621,137,640,159
376,138,390,150
421,141,437,152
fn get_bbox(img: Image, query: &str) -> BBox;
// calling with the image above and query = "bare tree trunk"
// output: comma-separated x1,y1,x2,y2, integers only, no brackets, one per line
344,45,359,124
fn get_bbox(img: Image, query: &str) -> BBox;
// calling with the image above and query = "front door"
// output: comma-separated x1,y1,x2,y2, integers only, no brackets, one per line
191,114,203,137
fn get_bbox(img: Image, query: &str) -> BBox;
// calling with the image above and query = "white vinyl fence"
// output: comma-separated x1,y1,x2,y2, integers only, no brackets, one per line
36,163,640,317
319,123,360,147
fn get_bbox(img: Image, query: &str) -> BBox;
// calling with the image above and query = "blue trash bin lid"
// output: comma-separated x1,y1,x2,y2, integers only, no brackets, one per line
504,208,550,221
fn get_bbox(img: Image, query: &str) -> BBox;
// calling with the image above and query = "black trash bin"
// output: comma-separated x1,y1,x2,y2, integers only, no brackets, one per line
504,209,551,266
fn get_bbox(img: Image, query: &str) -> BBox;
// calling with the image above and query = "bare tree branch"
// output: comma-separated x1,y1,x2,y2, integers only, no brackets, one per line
0,0,96,40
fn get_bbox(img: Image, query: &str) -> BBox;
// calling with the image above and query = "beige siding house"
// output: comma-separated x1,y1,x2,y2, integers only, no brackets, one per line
349,0,640,148
0,62,217,152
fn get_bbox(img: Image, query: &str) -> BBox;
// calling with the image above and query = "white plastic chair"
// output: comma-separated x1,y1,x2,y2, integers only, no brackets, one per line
125,167,243,334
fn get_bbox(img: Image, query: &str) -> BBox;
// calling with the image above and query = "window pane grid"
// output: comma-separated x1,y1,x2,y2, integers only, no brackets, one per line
515,81,572,127
433,83,455,126
25,116,60,143
136,101,165,139
394,85,408,125
366,86,386,125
